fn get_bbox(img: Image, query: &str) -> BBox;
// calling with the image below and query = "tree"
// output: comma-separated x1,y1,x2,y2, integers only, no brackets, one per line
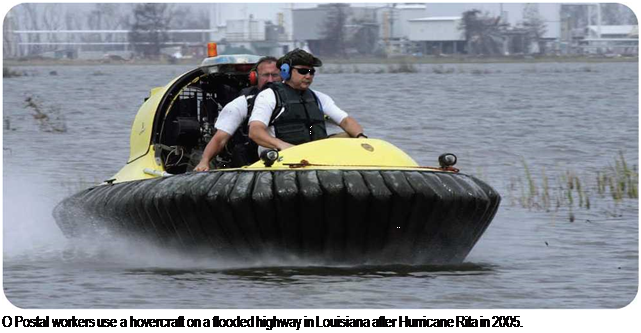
523,4,547,54
350,19,379,56
129,3,172,59
318,3,350,57
20,4,43,56
42,4,63,49
601,3,638,25
170,7,209,30
3,10,17,57
64,10,83,49
459,10,503,56
560,5,589,30
83,4,130,50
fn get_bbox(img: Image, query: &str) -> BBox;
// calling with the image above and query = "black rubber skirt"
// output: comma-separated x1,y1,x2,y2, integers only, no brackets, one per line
53,170,500,264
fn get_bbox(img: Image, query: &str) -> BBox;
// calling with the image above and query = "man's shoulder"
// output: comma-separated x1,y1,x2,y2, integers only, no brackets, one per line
264,81,285,89
256,86,277,99
306,87,322,95
309,89,332,101
227,94,249,107
260,81,285,94
239,86,259,96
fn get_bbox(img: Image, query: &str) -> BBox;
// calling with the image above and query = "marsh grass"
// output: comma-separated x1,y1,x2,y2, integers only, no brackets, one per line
509,153,637,220
24,95,67,132
524,66,599,74
470,68,494,75
319,63,502,75
320,63,416,74
431,65,455,74
3,67,26,78
387,62,418,73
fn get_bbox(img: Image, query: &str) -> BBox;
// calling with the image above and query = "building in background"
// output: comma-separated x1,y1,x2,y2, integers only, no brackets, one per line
292,4,380,56
578,25,638,55
407,17,465,56
217,16,288,56
407,3,562,56
4,3,638,60
374,4,426,56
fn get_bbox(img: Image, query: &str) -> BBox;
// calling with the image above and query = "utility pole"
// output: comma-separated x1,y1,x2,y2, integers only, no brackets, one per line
390,3,396,40
382,8,389,51
596,3,601,39
209,3,216,42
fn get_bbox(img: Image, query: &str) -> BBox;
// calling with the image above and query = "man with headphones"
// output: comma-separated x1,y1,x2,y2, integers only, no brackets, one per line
194,56,281,171
248,49,366,153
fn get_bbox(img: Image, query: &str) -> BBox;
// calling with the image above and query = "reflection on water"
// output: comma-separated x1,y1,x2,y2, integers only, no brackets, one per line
131,262,495,282
3,62,638,308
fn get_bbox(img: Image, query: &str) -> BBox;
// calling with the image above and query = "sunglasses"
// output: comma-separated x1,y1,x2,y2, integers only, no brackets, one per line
293,67,316,76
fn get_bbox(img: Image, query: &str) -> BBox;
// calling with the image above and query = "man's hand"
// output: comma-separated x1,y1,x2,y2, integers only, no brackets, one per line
249,121,293,151
193,160,210,172
338,116,364,138
277,141,294,151
193,130,231,172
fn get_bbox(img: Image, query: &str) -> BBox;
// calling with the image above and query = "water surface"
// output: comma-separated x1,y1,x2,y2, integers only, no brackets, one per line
2,62,638,309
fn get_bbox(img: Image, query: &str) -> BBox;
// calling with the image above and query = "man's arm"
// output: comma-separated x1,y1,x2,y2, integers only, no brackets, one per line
313,90,365,138
338,116,364,138
248,88,294,151
194,95,248,171
248,121,293,151
194,130,231,171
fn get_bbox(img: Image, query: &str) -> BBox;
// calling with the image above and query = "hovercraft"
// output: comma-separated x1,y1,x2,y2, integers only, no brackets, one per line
53,47,500,265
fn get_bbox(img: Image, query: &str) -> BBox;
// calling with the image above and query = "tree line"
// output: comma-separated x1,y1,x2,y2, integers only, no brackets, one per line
4,3,206,59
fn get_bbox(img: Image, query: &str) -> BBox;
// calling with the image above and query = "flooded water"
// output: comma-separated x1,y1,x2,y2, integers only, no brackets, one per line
2,62,638,310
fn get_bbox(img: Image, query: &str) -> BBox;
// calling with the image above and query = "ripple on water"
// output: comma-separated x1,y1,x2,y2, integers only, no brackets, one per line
3,62,638,308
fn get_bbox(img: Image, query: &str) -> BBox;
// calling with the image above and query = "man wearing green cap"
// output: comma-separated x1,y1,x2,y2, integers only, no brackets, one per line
248,49,366,152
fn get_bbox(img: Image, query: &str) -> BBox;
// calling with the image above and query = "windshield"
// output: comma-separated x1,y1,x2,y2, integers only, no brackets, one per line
200,54,263,69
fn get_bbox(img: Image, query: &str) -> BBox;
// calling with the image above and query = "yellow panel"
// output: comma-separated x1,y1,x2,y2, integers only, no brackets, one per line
246,138,420,170
127,73,186,163
108,139,445,184
127,87,164,163
112,145,162,183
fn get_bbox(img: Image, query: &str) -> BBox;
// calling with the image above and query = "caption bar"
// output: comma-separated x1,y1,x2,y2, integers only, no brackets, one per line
3,315,523,329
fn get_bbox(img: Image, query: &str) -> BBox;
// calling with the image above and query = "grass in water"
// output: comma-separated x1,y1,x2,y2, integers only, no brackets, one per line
3,67,25,78
509,152,637,220
388,62,418,73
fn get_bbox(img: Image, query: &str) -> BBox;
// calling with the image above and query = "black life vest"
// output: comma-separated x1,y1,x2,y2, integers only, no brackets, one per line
228,86,259,167
268,82,328,145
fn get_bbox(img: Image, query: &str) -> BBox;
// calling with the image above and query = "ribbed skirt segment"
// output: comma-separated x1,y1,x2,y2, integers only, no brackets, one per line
54,170,500,264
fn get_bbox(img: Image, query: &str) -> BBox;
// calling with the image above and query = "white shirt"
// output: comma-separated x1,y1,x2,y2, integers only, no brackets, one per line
249,88,348,143
214,95,249,135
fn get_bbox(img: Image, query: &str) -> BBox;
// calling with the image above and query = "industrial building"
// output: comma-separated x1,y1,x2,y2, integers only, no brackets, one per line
578,25,638,55
3,3,638,60
407,16,465,55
